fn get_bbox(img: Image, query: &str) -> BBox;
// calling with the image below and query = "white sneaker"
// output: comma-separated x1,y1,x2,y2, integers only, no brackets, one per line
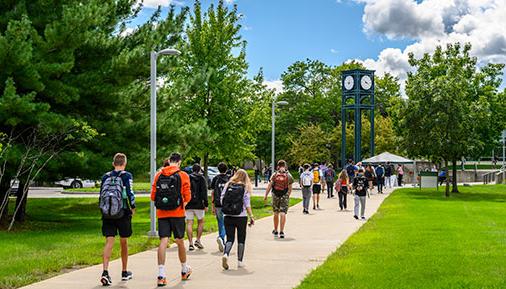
217,237,224,252
238,261,245,268
222,255,229,270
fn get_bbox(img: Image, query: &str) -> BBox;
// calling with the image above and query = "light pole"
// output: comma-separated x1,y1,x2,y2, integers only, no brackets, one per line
149,48,180,237
271,100,289,175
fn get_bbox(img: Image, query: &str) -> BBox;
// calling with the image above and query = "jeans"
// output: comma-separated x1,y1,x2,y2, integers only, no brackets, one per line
385,176,391,188
338,188,347,210
397,174,403,186
354,195,366,218
215,207,226,241
326,181,334,198
302,186,311,211
377,177,384,193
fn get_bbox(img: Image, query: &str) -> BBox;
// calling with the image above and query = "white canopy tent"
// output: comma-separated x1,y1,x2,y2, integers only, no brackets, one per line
362,152,414,164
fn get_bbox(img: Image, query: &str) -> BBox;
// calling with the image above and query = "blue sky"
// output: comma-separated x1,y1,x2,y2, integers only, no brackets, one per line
133,0,506,89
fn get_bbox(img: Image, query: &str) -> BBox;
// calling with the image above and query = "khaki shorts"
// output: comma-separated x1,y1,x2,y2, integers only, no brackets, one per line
272,194,289,214
185,209,205,221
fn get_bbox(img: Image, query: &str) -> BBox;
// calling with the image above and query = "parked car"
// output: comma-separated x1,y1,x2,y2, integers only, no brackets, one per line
55,178,97,189
9,179,19,196
207,166,219,186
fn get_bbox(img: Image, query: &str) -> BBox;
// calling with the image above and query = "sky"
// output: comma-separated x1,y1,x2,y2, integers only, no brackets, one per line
133,0,506,92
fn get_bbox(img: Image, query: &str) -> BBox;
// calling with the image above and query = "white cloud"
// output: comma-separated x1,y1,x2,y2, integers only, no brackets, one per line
330,48,339,54
351,0,506,93
263,80,284,94
139,0,184,8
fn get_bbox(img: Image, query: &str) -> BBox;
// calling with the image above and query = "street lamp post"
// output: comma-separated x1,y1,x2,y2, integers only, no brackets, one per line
149,48,180,237
271,100,289,176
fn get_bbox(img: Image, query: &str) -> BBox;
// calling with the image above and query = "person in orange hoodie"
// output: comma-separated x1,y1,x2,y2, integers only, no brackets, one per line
151,153,192,287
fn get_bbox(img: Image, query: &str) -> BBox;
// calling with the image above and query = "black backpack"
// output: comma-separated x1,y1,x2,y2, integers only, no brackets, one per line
221,183,245,215
188,173,201,205
155,172,182,210
213,174,229,207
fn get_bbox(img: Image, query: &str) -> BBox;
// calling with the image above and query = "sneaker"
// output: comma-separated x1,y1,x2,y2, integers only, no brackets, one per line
313,205,316,210
317,205,320,210
238,261,245,268
361,216,366,220
189,244,195,251
194,240,204,250
157,276,167,287
222,255,229,270
121,271,133,281
216,237,224,252
279,232,285,239
272,230,278,237
100,272,112,286
181,266,192,281
354,215,359,220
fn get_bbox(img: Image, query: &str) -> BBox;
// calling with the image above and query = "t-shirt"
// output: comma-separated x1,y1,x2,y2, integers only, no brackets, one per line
353,175,369,196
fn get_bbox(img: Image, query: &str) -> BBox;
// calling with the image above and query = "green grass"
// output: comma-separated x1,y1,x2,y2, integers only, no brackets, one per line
297,185,506,289
64,182,151,193
0,196,300,289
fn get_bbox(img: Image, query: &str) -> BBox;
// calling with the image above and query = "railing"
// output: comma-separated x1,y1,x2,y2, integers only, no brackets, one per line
483,170,506,184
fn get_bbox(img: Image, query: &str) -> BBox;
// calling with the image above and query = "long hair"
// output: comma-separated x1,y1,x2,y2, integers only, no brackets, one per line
228,169,252,193
338,169,349,182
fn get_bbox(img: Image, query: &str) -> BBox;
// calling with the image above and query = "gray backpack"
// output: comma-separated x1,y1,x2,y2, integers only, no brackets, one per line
99,171,125,219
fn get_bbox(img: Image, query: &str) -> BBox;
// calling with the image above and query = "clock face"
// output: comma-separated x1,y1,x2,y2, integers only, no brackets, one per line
361,75,372,90
344,75,354,90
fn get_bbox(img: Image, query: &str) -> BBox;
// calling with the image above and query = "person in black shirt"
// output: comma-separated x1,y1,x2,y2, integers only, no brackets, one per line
352,169,369,220
211,162,229,252
186,164,208,251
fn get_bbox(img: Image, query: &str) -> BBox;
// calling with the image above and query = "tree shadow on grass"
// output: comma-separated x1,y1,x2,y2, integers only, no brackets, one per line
401,187,506,203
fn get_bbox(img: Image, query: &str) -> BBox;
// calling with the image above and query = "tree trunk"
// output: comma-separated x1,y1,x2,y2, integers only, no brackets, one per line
0,172,13,224
14,180,27,222
451,159,459,193
444,160,450,197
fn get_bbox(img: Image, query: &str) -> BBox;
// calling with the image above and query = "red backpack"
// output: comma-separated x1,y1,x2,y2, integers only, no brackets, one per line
272,172,289,197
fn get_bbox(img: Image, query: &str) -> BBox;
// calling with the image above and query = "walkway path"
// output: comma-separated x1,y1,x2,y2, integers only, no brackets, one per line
22,188,394,289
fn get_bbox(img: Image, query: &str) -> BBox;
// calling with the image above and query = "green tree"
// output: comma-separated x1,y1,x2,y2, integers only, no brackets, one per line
402,43,505,196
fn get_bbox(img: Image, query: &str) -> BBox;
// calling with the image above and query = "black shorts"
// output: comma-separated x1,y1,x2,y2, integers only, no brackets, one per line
312,185,321,194
158,217,185,239
102,213,132,238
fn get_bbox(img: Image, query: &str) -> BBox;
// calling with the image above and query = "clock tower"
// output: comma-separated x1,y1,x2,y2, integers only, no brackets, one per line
341,69,375,165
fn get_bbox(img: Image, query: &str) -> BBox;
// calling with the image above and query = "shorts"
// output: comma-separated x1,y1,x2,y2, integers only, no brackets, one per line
102,212,132,238
312,184,321,194
185,209,205,220
158,217,185,239
272,194,289,214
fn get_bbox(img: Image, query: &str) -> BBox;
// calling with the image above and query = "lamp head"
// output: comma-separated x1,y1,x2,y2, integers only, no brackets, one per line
158,48,181,56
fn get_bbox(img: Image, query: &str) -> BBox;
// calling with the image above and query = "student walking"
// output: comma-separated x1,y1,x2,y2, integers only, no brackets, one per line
299,164,313,214
375,164,385,194
397,164,404,187
365,165,376,195
352,168,369,220
264,160,294,238
220,169,255,270
346,160,357,183
99,153,136,286
211,162,229,252
335,170,350,211
186,164,208,251
325,165,336,198
384,162,392,188
312,163,322,210
151,153,192,287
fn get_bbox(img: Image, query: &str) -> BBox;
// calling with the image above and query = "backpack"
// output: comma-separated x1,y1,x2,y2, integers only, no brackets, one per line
355,177,366,192
346,165,355,177
313,170,320,183
188,173,203,207
99,171,126,219
155,172,182,210
325,169,334,182
272,172,289,197
221,183,245,215
213,174,229,207
301,172,312,187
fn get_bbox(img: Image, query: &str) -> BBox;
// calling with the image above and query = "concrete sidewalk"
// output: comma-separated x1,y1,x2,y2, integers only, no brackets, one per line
22,188,394,289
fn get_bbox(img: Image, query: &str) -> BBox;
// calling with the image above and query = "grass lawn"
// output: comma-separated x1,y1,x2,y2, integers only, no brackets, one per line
64,182,152,193
297,185,506,289
0,196,300,289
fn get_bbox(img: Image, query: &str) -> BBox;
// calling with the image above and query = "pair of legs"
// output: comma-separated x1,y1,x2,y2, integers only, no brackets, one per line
272,194,289,233
312,185,321,209
186,209,205,247
302,186,311,212
157,217,190,284
158,237,187,270
377,177,384,193
385,176,391,188
354,195,366,218
102,237,128,272
368,180,374,194
326,181,334,198
215,207,226,244
397,174,403,186
223,216,247,269
338,188,348,210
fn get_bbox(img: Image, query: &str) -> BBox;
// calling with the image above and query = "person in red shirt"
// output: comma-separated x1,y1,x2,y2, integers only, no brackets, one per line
151,153,192,287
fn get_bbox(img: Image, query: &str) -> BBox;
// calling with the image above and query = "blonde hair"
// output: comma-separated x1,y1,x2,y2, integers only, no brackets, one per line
338,169,349,182
228,169,252,194
113,153,127,166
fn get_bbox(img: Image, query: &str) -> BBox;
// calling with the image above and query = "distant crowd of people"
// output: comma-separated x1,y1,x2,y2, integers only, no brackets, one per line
96,153,407,287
